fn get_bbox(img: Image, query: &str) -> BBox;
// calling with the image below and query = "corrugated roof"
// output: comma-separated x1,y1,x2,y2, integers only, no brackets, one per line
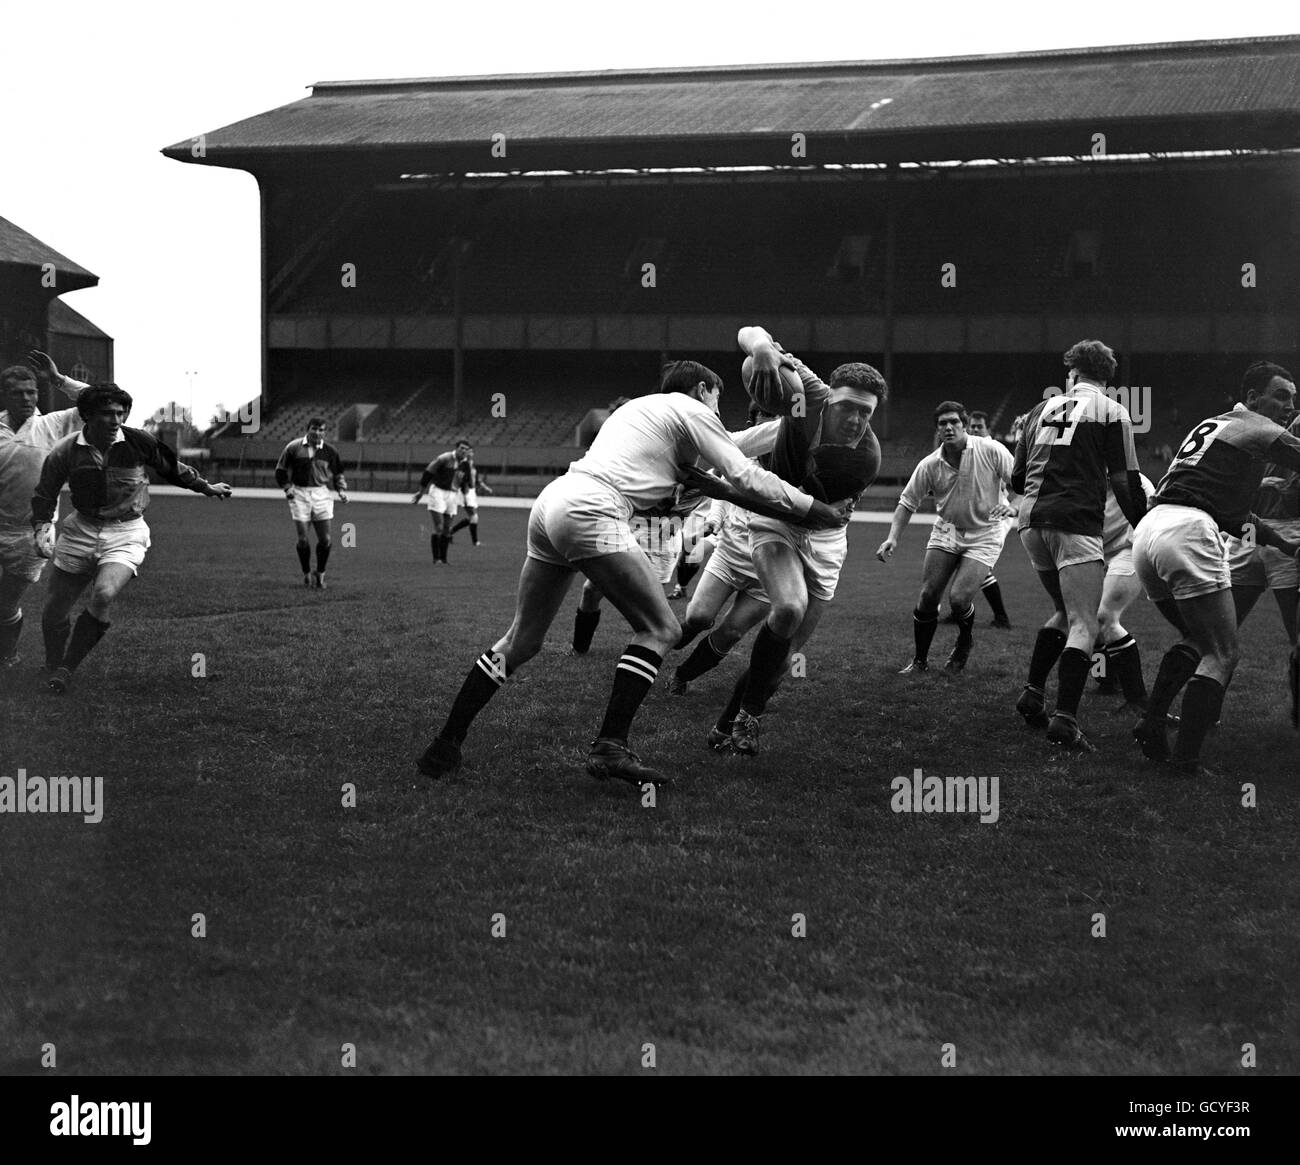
47,298,111,340
0,216,97,280
164,36,1300,168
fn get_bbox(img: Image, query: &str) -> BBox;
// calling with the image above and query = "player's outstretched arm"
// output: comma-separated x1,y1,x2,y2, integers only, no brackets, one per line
200,482,234,499
1109,470,1147,530
26,350,86,401
876,504,912,562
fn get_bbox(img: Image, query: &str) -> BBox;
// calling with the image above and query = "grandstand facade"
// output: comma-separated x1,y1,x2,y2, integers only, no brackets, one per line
165,37,1300,492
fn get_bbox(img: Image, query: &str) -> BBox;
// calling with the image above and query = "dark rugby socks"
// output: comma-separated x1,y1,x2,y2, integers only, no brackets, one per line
0,610,21,659
741,624,791,715
597,644,661,743
1103,634,1147,705
572,608,601,653
1027,628,1068,690
297,542,311,572
42,616,71,670
316,542,331,574
677,632,729,682
912,607,939,664
954,603,976,648
1146,643,1200,723
440,651,512,745
981,574,1009,623
62,612,110,673
1055,647,1092,717
1172,675,1226,765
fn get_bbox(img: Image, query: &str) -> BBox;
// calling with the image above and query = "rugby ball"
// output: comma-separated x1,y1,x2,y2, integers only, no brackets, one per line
741,355,804,415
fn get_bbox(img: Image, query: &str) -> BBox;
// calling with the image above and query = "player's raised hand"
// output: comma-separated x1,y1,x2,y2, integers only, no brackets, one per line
206,482,234,500
25,350,61,385
876,537,897,563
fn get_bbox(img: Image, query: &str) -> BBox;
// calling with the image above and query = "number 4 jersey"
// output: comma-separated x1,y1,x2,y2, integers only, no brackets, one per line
1153,404,1300,537
1013,384,1139,536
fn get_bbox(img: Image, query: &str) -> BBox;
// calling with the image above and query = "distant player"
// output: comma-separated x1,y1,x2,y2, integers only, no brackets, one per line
1132,363,1300,775
275,418,348,588
415,440,469,564
877,401,1017,673
1012,340,1147,752
449,445,493,547
1094,474,1158,711
0,352,85,669
415,360,847,788
31,384,233,694
711,326,883,757
942,408,1012,627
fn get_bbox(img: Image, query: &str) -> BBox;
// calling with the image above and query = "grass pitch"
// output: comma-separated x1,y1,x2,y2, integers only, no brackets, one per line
2,497,1296,1075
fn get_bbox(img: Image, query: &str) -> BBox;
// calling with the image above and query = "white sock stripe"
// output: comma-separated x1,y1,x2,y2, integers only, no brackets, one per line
618,656,659,683
475,654,507,684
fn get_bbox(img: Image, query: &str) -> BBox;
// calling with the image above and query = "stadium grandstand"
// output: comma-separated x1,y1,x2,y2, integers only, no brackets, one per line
0,216,112,409
164,36,1300,497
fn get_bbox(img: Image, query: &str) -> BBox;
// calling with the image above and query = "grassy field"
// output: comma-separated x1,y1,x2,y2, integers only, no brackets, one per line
2,496,1296,1075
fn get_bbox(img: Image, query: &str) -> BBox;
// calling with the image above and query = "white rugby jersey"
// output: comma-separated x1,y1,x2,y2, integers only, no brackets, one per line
0,406,83,526
567,394,811,516
1102,473,1156,559
898,435,1014,531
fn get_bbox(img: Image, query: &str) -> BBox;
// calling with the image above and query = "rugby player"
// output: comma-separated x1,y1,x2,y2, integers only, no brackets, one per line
1094,474,1157,711
448,445,493,546
415,359,848,787
31,384,233,694
714,326,883,757
1132,362,1300,775
414,440,468,564
1012,340,1147,752
0,352,85,668
877,401,1017,674
275,419,348,587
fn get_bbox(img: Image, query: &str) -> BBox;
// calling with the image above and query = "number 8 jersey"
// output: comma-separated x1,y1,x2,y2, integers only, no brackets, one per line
1012,384,1139,536
1153,404,1300,537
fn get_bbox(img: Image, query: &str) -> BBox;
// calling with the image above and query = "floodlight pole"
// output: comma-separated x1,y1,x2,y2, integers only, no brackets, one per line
881,162,898,441
452,236,465,424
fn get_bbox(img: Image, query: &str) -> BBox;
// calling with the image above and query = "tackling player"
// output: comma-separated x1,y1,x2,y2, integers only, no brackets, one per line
31,384,233,694
1094,474,1158,711
877,401,1017,673
415,359,848,788
0,353,85,669
275,419,348,588
1012,340,1147,752
1131,363,1300,775
712,326,883,757
414,440,469,564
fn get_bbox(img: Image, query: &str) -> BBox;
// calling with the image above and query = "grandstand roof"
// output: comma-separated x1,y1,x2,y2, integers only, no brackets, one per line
0,216,98,289
47,298,111,339
165,36,1300,174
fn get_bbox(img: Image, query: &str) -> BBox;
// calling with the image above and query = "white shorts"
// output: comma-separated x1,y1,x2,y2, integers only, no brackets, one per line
748,516,849,602
1105,545,1136,578
1020,526,1104,572
53,512,151,577
1132,504,1231,602
423,486,458,516
0,524,46,583
1227,519,1300,591
700,530,769,603
633,516,683,585
526,472,639,567
460,489,479,509
926,518,1007,570
289,486,334,523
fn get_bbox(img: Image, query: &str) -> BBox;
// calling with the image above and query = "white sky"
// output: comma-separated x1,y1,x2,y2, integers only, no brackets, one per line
1,0,1291,421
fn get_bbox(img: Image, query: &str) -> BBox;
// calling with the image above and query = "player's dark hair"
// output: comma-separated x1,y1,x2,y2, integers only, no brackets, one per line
455,438,470,448
1063,340,1117,384
307,417,326,428
933,401,969,427
969,410,988,423
660,360,722,396
1241,361,1295,399
0,364,36,392
76,383,133,421
829,362,887,402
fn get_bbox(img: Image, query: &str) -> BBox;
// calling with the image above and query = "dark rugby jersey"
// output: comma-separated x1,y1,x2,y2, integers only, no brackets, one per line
454,459,483,491
1152,405,1300,537
32,426,208,523
275,438,347,489
1256,413,1300,522
419,451,459,491
1013,384,1138,536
